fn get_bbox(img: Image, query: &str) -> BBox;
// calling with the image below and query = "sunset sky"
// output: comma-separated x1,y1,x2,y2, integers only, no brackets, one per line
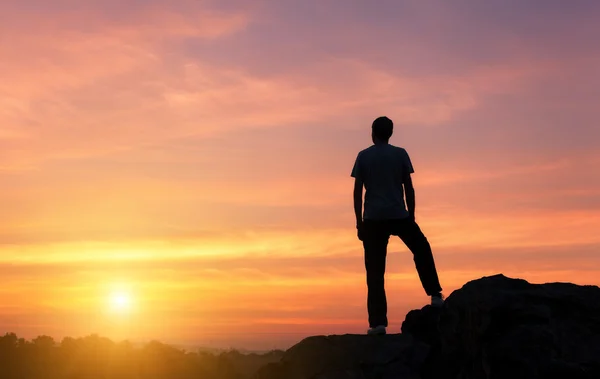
1,0,600,351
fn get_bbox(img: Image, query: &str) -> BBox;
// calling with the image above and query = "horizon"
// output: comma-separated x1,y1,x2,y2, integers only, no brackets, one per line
2,0,600,350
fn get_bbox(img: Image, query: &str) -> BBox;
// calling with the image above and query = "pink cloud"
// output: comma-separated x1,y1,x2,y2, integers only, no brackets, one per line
0,54,550,172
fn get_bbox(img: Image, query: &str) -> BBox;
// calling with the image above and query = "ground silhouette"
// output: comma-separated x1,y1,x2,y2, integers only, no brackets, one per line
255,274,600,379
0,333,283,379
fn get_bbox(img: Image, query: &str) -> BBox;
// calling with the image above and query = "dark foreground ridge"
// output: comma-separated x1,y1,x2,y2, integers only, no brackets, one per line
254,274,600,379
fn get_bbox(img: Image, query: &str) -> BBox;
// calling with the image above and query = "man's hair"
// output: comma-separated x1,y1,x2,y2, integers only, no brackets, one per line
372,116,393,141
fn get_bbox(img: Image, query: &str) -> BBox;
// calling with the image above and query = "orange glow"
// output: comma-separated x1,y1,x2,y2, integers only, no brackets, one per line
1,0,599,351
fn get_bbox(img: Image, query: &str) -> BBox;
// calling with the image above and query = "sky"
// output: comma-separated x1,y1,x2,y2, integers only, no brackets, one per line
1,0,600,350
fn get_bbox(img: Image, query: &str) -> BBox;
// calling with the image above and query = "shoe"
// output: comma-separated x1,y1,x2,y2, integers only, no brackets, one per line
431,293,444,308
367,325,386,335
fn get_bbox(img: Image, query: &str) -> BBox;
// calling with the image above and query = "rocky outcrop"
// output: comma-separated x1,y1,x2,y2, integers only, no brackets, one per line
405,274,600,379
254,274,600,379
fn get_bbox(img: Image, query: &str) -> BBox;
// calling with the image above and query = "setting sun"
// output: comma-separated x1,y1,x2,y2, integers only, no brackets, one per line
109,291,133,313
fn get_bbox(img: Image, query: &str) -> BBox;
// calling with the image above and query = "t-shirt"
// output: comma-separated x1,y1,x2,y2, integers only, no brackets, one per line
350,144,414,220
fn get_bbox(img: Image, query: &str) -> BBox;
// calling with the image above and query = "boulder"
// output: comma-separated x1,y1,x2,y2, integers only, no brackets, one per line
404,274,600,379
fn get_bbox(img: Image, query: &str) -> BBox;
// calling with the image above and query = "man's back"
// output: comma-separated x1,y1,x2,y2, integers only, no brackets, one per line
351,144,414,220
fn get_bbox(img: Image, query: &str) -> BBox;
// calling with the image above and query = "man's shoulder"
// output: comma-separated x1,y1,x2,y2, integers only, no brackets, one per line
359,145,377,153
356,145,376,158
357,144,409,158
389,144,408,153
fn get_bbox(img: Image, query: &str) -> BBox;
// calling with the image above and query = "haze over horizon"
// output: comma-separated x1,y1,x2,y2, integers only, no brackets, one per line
1,0,600,350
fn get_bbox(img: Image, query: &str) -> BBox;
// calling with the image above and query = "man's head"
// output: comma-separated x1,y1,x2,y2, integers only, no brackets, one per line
371,116,393,143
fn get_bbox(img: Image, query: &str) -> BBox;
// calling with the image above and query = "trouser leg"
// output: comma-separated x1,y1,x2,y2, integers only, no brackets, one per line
362,221,390,327
396,219,442,296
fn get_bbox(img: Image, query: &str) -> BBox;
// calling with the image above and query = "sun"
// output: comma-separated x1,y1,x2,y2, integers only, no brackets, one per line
108,291,133,313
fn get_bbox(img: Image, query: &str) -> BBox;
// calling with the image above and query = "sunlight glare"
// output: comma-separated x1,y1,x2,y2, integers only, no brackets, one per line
109,291,133,313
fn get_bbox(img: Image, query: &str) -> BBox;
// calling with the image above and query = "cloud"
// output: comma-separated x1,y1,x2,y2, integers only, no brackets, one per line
4,0,571,173
0,3,251,171
0,56,546,172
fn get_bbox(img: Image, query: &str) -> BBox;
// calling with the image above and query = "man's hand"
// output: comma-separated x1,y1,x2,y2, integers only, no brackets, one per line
403,172,416,222
357,221,365,241
353,177,364,240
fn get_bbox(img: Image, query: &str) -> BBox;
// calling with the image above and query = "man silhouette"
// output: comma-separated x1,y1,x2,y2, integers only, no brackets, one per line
351,116,443,335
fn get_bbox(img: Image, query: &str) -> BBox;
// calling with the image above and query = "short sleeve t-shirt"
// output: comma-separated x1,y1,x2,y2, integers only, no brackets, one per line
351,144,414,220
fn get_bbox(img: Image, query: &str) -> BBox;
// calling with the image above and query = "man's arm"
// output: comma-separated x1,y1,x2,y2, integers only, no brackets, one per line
353,178,363,227
403,172,415,220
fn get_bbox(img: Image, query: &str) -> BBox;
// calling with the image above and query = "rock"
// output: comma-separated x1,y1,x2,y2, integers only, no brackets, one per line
401,305,443,345
417,274,600,379
254,333,430,379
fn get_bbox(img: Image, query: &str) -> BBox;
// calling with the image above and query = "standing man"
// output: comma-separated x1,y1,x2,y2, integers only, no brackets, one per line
351,116,443,335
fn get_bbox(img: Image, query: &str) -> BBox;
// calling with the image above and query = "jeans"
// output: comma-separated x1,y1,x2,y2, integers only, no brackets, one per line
362,218,442,327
